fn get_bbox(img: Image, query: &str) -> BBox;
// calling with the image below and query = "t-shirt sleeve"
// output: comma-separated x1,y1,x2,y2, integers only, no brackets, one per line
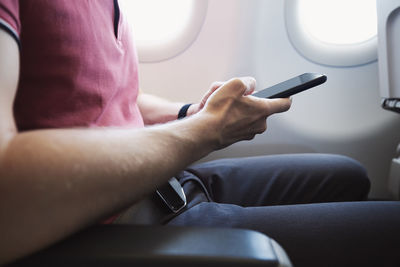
0,0,20,45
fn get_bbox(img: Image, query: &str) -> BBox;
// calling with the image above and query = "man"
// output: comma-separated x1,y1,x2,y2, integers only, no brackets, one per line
0,1,399,267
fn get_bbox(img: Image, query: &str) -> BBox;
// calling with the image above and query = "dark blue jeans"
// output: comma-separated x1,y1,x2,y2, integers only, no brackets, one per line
166,154,400,267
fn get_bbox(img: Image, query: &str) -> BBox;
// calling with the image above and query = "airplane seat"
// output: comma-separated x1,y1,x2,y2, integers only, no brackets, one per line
377,0,400,199
6,224,293,267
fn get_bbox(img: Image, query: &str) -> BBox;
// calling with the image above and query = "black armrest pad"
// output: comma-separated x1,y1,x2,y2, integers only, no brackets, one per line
9,224,292,267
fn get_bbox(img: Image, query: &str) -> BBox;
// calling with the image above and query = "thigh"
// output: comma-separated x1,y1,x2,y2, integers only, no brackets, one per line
187,154,370,206
168,201,400,267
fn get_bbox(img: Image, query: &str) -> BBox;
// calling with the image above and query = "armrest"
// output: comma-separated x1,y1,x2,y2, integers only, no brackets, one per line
8,224,292,267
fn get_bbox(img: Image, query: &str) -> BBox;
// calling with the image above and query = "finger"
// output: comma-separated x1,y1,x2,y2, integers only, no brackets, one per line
241,77,256,96
264,98,292,115
232,118,268,142
253,119,267,134
210,81,225,91
244,96,292,117
217,77,257,97
243,134,257,141
205,81,225,100
200,81,225,108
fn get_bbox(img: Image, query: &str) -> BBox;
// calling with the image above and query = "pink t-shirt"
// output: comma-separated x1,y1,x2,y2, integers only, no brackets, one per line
0,0,144,131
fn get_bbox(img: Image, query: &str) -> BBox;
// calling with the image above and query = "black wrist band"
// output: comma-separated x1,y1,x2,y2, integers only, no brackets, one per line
178,104,192,119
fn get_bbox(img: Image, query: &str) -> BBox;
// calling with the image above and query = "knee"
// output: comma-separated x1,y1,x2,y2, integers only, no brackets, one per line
326,154,370,200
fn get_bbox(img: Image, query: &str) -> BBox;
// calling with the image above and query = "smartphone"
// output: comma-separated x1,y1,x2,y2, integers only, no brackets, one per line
252,73,327,99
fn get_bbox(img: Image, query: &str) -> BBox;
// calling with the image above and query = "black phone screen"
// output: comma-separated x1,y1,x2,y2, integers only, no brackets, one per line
253,73,327,99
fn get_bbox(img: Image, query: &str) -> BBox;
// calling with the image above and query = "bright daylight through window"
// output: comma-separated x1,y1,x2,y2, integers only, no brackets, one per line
119,0,193,45
285,0,378,66
298,0,377,45
118,0,206,62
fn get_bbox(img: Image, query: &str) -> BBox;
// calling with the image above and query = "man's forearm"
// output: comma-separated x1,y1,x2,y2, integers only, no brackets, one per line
0,116,216,264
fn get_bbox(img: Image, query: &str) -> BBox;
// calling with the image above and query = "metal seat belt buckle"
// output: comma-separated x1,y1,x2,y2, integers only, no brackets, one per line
156,177,187,213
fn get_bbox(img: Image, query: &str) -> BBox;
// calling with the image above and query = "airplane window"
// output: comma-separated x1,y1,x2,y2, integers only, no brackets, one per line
119,0,208,62
285,0,378,66
299,0,377,45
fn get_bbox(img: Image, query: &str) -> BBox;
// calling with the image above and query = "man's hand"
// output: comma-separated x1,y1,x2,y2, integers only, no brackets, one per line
196,77,291,149
186,81,225,116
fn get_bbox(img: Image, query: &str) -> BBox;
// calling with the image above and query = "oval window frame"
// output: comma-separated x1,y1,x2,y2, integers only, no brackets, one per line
126,0,208,63
284,0,377,67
